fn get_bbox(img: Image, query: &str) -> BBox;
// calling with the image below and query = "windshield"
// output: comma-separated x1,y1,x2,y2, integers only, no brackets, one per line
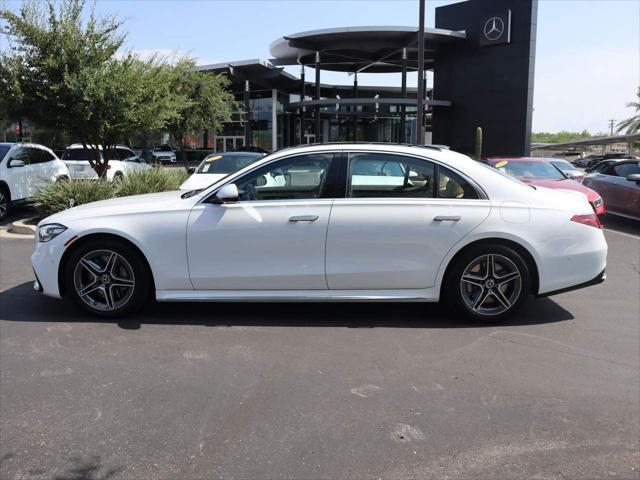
550,160,574,171
476,161,534,189
0,145,10,162
196,153,262,174
495,161,565,180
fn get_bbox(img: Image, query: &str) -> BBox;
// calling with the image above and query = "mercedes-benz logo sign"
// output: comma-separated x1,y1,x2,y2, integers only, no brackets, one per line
483,17,505,41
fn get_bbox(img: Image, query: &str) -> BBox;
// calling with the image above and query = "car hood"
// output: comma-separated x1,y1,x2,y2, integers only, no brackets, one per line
180,173,228,191
520,178,600,202
40,190,187,226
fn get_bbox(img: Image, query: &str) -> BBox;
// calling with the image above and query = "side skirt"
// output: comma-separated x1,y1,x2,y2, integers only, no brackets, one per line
156,288,440,303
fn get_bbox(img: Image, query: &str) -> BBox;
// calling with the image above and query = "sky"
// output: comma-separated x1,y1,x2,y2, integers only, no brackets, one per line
4,0,640,134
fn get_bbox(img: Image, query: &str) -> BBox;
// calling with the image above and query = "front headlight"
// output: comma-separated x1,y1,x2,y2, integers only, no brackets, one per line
37,223,67,243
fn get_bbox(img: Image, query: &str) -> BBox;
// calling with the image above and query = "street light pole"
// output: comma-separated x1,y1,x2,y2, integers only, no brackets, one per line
416,0,426,145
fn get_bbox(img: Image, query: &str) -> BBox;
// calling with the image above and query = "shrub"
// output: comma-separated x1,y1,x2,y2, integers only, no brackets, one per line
115,168,187,197
33,179,115,218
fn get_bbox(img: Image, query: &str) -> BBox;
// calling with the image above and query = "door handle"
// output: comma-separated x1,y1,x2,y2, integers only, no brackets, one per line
289,215,319,222
433,215,461,222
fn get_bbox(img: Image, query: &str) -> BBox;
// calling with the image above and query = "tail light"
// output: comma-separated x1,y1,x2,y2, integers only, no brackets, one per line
571,213,602,229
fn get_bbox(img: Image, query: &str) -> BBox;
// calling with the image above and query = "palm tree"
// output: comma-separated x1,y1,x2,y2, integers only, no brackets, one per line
616,87,640,134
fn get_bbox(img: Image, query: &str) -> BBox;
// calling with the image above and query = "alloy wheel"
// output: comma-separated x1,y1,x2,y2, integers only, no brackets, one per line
73,249,135,311
0,191,7,218
459,253,522,316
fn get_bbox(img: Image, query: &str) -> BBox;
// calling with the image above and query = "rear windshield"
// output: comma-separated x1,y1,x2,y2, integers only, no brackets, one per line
0,146,10,162
62,148,102,161
196,153,262,174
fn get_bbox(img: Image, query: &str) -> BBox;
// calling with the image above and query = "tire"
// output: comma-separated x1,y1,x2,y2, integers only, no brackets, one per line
444,243,531,323
112,173,124,185
64,238,150,317
0,185,10,221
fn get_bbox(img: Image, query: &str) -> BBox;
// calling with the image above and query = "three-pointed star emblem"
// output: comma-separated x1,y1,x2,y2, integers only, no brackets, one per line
483,17,505,41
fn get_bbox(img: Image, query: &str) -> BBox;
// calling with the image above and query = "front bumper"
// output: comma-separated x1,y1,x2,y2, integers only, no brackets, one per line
31,230,74,299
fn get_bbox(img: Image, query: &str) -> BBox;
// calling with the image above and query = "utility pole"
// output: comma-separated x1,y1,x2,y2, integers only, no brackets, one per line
415,0,426,145
608,119,616,137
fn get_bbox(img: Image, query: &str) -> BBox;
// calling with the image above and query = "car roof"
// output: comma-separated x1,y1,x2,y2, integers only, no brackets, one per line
0,142,53,150
205,151,264,157
66,144,132,150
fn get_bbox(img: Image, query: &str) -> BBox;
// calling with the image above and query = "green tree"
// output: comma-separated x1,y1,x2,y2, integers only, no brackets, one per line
0,0,176,177
164,58,236,170
616,87,640,134
531,130,595,144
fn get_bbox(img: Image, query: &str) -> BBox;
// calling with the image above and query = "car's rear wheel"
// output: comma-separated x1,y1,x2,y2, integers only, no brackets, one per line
64,239,150,317
445,244,531,323
0,186,10,221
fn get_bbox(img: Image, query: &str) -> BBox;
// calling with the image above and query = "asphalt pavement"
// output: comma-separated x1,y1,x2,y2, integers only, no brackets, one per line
0,220,638,479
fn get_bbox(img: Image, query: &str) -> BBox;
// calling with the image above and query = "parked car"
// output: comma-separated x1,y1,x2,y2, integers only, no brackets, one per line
575,153,638,170
547,158,585,181
0,142,69,220
487,157,605,220
32,144,607,322
61,144,151,182
585,159,624,174
180,151,265,191
151,145,177,164
582,160,640,221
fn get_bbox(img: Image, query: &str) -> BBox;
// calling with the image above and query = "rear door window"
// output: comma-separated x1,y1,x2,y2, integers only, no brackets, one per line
613,162,640,177
27,148,47,164
347,153,436,198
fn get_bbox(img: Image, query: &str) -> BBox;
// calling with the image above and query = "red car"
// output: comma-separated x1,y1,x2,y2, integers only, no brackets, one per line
487,157,606,220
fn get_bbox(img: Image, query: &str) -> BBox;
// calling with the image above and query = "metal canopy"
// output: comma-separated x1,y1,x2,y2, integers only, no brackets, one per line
270,26,466,72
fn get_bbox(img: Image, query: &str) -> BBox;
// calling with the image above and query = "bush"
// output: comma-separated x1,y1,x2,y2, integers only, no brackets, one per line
32,168,188,218
33,179,115,218
115,168,187,197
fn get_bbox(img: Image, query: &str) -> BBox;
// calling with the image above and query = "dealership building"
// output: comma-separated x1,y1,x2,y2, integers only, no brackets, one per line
196,0,538,157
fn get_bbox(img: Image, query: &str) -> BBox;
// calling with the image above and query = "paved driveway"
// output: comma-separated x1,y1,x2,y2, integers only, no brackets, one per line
0,223,638,479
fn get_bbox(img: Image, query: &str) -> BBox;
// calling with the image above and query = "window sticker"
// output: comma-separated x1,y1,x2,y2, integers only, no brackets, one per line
206,155,223,162
495,161,509,169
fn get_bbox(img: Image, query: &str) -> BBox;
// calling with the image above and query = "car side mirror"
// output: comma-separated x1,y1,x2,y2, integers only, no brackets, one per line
187,167,196,174
626,174,640,183
213,183,239,204
8,159,25,168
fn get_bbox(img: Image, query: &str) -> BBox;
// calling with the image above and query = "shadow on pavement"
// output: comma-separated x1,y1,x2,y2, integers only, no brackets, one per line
1,282,574,329
604,214,640,237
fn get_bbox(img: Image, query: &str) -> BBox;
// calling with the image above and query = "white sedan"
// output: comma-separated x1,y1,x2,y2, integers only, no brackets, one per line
32,144,607,322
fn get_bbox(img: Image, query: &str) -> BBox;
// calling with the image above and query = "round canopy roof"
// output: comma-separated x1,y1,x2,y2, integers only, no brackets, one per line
270,26,466,73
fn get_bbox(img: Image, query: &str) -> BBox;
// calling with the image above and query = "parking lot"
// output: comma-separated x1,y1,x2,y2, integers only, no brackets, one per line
0,216,638,479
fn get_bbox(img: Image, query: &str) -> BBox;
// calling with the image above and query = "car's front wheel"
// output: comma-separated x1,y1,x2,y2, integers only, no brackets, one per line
445,244,531,323
64,239,150,316
0,186,9,221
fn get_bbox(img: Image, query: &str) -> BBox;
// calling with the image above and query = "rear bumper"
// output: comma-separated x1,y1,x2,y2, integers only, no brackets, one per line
537,269,606,297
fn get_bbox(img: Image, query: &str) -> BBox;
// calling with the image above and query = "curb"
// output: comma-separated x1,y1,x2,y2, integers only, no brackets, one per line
8,217,38,236
0,228,34,239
